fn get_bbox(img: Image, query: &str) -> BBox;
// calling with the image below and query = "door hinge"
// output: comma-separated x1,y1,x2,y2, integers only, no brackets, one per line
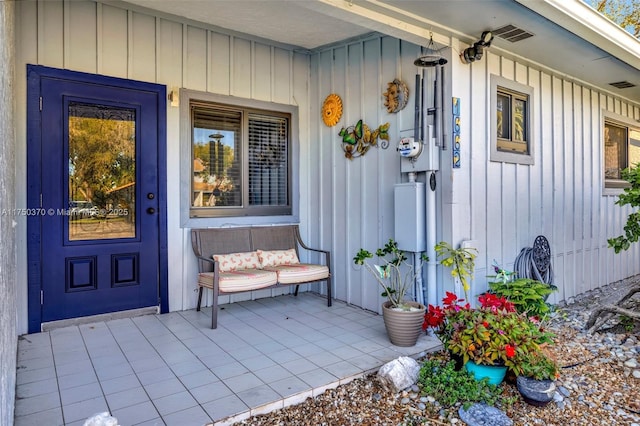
39,96,42,111
40,290,43,305
40,193,43,208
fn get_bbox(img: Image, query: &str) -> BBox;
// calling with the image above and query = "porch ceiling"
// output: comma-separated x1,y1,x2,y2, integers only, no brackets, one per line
121,0,640,102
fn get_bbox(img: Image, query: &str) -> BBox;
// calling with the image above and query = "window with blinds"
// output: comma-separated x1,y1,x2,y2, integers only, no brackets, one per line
190,101,291,217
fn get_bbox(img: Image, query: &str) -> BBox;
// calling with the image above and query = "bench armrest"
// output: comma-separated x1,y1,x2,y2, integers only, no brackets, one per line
195,255,217,273
294,228,331,272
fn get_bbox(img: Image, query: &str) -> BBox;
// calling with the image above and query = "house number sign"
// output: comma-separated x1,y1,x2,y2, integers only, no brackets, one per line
452,97,461,168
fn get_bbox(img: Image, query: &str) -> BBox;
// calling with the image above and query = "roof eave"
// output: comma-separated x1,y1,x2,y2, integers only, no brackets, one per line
516,0,640,70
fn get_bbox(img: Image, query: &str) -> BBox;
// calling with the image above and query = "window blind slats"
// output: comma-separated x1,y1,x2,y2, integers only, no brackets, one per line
248,114,288,207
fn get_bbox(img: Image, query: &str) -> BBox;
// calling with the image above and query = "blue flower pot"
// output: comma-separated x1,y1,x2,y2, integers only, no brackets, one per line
464,360,507,385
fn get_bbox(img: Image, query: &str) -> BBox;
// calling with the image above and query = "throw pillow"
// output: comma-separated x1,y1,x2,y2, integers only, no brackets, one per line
213,251,261,272
257,249,300,267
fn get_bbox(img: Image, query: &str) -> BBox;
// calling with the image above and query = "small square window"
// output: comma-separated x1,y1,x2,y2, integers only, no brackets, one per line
490,76,534,165
603,113,640,191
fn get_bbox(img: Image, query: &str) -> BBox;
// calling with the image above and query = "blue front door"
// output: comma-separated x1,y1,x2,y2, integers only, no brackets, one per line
27,65,167,329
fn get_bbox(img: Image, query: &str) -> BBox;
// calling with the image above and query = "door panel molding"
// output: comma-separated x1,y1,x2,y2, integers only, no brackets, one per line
26,64,168,333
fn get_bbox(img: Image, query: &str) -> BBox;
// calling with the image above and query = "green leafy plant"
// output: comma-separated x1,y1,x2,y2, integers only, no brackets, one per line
424,292,555,373
354,239,427,309
608,165,640,253
418,358,503,409
435,241,477,301
517,350,559,381
487,278,557,319
620,315,635,332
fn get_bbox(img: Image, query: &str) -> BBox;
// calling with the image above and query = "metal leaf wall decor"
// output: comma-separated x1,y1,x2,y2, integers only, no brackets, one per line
339,120,390,160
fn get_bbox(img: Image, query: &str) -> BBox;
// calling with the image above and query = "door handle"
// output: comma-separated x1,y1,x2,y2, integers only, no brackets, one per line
146,207,156,214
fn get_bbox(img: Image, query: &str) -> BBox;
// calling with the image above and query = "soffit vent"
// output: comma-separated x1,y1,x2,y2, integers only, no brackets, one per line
492,24,534,43
609,81,636,89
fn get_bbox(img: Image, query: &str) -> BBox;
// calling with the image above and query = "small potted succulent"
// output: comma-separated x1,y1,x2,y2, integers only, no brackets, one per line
354,238,427,346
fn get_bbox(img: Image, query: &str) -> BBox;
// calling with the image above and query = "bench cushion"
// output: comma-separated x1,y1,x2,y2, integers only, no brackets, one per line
213,251,261,272
257,248,300,267
198,269,278,292
263,264,329,284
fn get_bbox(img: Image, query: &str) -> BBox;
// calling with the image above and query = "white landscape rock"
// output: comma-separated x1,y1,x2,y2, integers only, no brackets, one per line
377,356,420,391
83,412,119,426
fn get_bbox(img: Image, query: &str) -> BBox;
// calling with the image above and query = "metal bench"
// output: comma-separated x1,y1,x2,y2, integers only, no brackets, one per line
191,225,332,328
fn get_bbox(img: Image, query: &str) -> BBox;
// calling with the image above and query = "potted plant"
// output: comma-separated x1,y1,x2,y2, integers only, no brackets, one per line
354,238,428,346
435,241,477,301
423,292,555,385
515,351,560,406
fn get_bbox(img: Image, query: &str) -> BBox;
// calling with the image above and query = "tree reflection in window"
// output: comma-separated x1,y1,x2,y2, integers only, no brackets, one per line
68,102,136,240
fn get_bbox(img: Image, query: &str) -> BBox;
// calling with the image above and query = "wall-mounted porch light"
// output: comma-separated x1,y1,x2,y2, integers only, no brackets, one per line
460,31,494,64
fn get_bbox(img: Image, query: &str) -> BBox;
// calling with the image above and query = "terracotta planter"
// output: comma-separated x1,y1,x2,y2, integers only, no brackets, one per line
381,301,426,347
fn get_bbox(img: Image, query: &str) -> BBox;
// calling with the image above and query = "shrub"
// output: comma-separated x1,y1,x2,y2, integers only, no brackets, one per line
608,165,640,253
488,278,556,319
424,292,555,370
418,358,503,408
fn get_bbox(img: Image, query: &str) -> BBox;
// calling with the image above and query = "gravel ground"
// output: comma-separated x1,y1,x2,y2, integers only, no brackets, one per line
235,278,640,426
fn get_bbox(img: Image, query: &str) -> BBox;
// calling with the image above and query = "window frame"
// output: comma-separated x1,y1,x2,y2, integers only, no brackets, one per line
179,89,299,228
602,110,640,194
490,75,534,165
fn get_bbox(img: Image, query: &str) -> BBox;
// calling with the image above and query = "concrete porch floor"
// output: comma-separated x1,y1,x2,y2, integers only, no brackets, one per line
14,293,441,426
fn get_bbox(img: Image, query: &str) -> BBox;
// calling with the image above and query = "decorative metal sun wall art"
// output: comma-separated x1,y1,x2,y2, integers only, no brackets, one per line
339,120,390,160
383,78,409,113
321,93,343,127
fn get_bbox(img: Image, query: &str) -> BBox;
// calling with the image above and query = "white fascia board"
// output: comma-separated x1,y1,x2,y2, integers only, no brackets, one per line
298,0,451,48
515,0,640,69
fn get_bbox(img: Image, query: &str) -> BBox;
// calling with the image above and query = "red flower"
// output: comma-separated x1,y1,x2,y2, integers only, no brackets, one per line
505,344,516,358
423,305,444,330
443,291,459,307
502,299,516,312
482,321,489,328
478,293,516,312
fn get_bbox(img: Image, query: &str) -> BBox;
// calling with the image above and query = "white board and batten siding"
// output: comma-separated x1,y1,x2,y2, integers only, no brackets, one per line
14,0,640,333
310,37,434,314
14,0,316,333
310,30,640,313
447,44,640,304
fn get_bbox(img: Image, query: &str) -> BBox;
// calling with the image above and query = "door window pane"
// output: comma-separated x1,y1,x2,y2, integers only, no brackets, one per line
68,103,136,241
